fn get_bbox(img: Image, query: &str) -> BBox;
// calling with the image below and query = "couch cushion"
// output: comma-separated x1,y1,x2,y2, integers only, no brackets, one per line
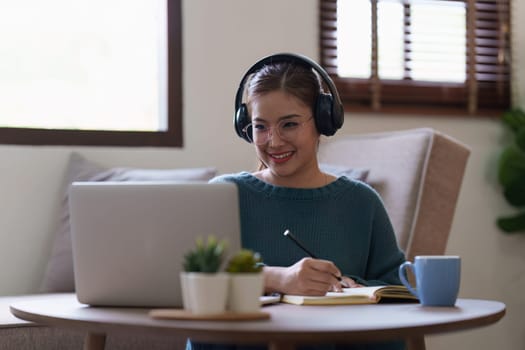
319,163,369,182
40,153,217,293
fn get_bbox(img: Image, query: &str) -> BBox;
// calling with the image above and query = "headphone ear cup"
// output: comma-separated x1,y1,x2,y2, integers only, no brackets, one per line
315,93,336,136
234,103,252,143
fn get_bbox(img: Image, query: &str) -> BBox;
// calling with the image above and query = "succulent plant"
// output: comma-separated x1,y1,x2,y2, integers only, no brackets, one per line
225,249,263,273
183,236,228,273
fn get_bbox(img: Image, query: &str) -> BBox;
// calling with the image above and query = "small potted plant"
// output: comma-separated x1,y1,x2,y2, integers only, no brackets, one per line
225,249,264,313
181,235,229,314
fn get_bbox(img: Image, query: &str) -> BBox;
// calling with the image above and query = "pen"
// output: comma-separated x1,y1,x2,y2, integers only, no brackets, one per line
283,229,349,288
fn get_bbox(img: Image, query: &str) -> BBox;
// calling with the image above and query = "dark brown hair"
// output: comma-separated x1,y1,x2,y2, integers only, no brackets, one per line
245,62,324,117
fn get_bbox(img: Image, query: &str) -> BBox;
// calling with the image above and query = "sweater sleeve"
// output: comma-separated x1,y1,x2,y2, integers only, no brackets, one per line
208,174,235,184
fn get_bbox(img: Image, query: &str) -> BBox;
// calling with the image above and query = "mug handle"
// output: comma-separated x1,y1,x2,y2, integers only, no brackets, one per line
398,261,418,298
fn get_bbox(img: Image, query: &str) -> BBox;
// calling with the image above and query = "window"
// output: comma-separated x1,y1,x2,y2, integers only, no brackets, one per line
320,0,511,115
0,0,182,147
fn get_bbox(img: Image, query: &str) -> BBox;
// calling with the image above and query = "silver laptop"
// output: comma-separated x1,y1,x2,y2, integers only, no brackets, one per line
69,181,241,307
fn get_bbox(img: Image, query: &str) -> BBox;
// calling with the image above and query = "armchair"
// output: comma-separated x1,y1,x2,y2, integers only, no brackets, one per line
319,127,471,350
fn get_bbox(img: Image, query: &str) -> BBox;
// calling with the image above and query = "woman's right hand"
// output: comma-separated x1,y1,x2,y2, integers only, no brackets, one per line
263,257,343,296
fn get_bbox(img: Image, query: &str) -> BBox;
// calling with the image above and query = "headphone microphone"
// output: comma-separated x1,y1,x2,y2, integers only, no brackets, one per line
233,53,344,143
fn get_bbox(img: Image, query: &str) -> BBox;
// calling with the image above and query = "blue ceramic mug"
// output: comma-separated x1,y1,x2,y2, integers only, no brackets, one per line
399,255,461,307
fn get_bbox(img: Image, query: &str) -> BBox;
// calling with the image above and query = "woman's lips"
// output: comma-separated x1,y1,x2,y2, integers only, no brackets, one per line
269,151,293,164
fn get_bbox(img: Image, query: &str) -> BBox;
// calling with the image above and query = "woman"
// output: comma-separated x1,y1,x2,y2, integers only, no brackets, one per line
189,53,406,350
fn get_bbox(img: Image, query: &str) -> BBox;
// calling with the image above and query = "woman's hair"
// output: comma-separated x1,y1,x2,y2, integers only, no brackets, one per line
245,62,324,115
244,62,324,171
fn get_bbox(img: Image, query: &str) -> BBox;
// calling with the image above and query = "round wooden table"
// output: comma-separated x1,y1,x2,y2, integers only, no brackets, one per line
10,294,505,350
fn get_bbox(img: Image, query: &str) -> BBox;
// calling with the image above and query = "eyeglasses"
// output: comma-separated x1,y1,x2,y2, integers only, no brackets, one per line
242,117,314,145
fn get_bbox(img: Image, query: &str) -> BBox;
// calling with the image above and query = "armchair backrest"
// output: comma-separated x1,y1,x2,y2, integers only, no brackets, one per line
319,128,471,260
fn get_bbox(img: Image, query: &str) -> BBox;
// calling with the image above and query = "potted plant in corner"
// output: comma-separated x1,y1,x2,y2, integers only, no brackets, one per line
181,235,229,314
225,249,264,313
497,108,525,233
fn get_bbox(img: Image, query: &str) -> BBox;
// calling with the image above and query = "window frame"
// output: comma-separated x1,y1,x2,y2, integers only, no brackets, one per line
0,0,182,147
319,0,511,116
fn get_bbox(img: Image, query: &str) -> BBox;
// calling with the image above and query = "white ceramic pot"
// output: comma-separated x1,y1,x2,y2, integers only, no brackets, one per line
179,272,192,311
180,272,230,314
227,273,264,313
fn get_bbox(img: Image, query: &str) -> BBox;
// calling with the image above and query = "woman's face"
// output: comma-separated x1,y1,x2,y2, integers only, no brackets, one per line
249,90,320,186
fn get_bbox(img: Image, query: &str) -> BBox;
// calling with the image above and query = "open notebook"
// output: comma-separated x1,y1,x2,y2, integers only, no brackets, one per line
281,285,418,305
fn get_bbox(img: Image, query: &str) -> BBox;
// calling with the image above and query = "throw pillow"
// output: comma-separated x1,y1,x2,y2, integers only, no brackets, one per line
40,152,217,292
319,163,369,182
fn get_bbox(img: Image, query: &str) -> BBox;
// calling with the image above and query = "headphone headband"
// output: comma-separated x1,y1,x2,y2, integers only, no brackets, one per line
234,53,344,142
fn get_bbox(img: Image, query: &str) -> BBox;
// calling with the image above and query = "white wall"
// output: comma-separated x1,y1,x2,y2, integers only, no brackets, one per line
0,0,523,349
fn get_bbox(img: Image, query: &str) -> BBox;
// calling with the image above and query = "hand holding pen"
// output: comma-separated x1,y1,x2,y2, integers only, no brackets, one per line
283,229,353,289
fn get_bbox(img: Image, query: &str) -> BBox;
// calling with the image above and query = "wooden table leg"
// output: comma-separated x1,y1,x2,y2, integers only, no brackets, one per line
268,341,296,350
83,332,106,350
407,336,426,350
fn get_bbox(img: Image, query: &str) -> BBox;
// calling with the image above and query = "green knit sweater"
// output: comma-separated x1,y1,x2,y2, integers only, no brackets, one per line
188,172,406,350
212,172,405,286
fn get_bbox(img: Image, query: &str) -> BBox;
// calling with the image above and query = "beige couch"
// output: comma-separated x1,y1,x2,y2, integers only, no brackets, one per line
0,128,470,349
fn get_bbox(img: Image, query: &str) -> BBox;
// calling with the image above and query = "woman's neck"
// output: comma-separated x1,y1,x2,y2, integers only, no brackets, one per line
253,167,334,189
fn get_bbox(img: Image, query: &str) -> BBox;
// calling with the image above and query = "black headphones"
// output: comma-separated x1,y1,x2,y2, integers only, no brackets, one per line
234,53,344,143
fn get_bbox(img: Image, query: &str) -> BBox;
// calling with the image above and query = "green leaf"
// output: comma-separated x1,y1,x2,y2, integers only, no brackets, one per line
498,145,525,187
182,235,228,272
503,177,525,207
517,127,525,151
225,249,263,273
502,108,525,133
496,211,525,233
497,108,525,234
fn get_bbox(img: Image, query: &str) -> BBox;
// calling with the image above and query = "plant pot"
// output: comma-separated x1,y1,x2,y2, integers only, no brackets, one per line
227,273,264,313
180,272,230,314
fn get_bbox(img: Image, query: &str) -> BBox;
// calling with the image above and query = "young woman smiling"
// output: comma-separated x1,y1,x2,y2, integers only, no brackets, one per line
189,54,406,350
